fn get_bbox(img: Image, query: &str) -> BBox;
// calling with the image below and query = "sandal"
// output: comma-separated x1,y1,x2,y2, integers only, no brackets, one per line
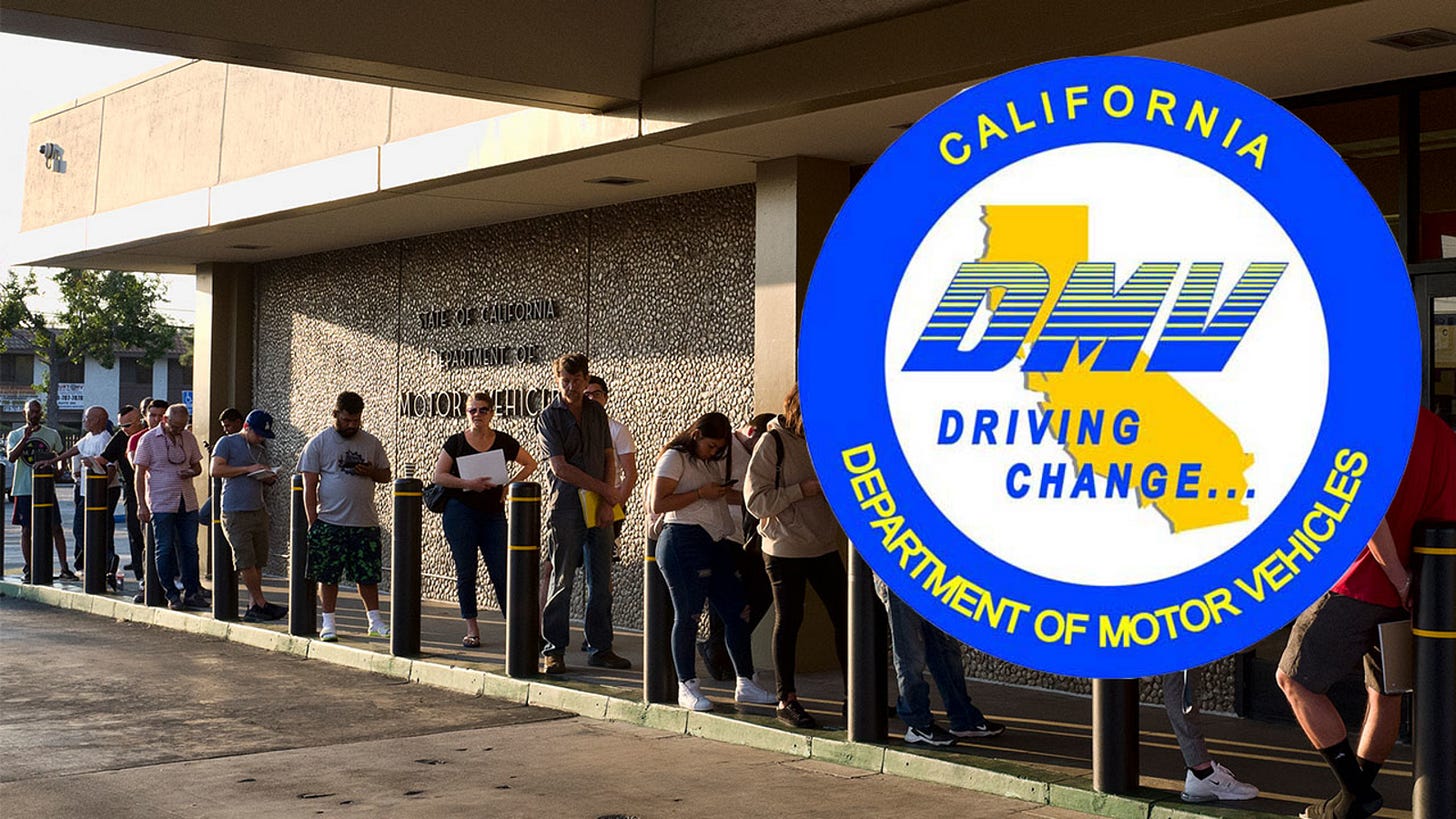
462,635,481,648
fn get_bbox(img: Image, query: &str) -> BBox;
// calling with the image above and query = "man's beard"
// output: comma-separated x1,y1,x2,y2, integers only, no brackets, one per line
337,426,359,438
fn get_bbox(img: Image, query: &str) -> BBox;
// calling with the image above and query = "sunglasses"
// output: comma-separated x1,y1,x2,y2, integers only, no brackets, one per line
467,407,493,415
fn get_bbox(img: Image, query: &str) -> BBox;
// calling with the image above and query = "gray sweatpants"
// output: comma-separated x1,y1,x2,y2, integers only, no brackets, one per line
1162,669,1210,769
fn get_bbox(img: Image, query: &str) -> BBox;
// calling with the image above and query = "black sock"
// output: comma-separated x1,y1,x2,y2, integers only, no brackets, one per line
1319,740,1367,794
1190,766,1214,780
1357,756,1381,787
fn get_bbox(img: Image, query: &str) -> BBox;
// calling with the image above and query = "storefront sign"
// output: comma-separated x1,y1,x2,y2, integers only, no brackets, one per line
57,383,86,410
798,57,1419,677
1,386,43,414
420,298,558,371
398,387,554,419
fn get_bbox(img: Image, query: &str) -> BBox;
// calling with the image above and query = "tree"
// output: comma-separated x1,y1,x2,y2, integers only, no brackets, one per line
53,269,178,367
0,271,36,343
1,268,180,424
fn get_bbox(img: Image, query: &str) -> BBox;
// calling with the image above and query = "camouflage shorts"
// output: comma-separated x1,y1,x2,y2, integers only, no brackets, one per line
306,521,383,586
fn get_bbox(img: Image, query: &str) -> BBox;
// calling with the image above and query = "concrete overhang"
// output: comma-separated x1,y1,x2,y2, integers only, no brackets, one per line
13,0,1456,273
2,0,654,113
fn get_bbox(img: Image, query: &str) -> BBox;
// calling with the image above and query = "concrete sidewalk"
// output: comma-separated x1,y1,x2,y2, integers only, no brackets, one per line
0,596,1102,819
0,511,1416,819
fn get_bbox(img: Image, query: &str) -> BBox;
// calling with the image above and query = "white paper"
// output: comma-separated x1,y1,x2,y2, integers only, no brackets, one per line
246,465,285,479
456,449,508,485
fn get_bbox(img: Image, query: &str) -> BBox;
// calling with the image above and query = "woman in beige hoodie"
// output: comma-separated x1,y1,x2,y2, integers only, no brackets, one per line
744,385,848,730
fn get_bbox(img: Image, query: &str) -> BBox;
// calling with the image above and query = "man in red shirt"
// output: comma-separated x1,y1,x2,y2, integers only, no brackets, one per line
1278,407,1456,819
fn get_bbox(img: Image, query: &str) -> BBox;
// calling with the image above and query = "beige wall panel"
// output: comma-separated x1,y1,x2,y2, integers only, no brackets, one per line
22,101,102,230
219,66,391,183
379,108,639,191
389,89,523,143
94,61,227,214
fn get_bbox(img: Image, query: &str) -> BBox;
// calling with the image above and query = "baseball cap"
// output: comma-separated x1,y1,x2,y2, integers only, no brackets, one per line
244,409,276,439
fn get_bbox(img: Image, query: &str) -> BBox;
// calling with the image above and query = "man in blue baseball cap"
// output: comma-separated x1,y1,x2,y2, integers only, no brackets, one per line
210,408,286,621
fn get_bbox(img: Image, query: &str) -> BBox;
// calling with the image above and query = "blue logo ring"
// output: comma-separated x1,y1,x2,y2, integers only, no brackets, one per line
799,56,1418,677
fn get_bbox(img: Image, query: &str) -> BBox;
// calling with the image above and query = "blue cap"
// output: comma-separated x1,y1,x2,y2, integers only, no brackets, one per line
245,409,275,439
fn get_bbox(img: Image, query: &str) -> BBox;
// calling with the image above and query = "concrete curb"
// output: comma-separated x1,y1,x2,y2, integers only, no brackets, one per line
0,580,1282,819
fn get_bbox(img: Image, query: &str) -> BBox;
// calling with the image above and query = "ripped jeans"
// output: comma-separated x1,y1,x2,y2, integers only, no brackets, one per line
656,523,754,683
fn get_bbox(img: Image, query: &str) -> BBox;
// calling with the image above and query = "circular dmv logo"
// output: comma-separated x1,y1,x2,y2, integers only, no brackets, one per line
799,56,1419,678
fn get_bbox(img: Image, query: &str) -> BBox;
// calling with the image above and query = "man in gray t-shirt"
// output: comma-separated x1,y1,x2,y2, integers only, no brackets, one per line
212,409,286,622
298,391,392,642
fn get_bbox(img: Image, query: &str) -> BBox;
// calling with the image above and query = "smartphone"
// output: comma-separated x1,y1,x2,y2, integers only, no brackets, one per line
720,478,738,487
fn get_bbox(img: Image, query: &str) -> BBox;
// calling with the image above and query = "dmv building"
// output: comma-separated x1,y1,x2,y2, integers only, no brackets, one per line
10,0,1455,717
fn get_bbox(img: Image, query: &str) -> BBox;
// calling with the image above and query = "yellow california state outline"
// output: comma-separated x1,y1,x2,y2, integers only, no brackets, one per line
981,205,1252,532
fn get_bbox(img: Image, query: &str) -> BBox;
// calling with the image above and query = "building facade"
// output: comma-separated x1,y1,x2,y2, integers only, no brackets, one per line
10,1,1456,715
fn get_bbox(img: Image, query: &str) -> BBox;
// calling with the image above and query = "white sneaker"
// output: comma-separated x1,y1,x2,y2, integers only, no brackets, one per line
678,679,713,711
319,625,338,642
734,676,776,705
1181,762,1259,802
367,621,390,638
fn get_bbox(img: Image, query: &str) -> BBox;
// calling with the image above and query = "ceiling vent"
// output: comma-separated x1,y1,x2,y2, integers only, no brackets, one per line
1370,28,1456,51
586,176,648,186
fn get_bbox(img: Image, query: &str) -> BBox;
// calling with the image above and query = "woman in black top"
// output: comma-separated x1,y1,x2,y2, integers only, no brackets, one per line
431,392,537,647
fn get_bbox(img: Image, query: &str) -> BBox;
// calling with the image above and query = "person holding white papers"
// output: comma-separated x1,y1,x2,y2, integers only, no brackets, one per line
432,392,537,648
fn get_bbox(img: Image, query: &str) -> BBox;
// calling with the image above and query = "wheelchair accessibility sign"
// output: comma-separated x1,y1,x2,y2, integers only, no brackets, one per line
799,57,1419,677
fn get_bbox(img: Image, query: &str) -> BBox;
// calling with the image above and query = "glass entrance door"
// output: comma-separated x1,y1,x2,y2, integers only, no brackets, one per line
1414,263,1456,425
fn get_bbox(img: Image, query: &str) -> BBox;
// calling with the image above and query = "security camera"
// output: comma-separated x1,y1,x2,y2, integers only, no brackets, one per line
38,142,64,172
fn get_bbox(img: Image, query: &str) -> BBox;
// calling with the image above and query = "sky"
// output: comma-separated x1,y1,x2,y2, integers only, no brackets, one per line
0,33,194,325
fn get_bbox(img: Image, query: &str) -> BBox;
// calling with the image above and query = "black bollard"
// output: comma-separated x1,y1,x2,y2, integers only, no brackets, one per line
29,468,56,586
847,543,887,741
391,472,423,657
1093,678,1141,793
84,472,109,594
1412,522,1456,819
211,476,238,621
505,482,541,677
643,535,676,703
289,474,315,636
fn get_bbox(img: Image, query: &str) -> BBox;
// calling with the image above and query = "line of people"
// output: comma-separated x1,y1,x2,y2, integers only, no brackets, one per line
2,361,1251,802
14,359,1445,818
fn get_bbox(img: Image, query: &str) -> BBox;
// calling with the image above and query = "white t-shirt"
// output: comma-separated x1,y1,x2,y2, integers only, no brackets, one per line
77,431,120,496
725,435,750,544
608,416,635,457
654,447,744,543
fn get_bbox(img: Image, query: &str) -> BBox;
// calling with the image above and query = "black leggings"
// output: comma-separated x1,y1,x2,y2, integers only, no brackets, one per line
764,551,848,700
705,540,773,648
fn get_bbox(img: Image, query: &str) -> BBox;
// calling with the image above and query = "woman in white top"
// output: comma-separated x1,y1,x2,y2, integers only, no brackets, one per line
652,412,776,712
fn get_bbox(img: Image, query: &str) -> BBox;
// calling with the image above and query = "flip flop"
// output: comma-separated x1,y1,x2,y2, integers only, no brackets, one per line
462,635,481,648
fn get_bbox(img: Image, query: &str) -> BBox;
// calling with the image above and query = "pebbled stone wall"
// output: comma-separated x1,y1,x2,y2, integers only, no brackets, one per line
251,181,1240,711
253,185,756,630
963,649,1239,713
